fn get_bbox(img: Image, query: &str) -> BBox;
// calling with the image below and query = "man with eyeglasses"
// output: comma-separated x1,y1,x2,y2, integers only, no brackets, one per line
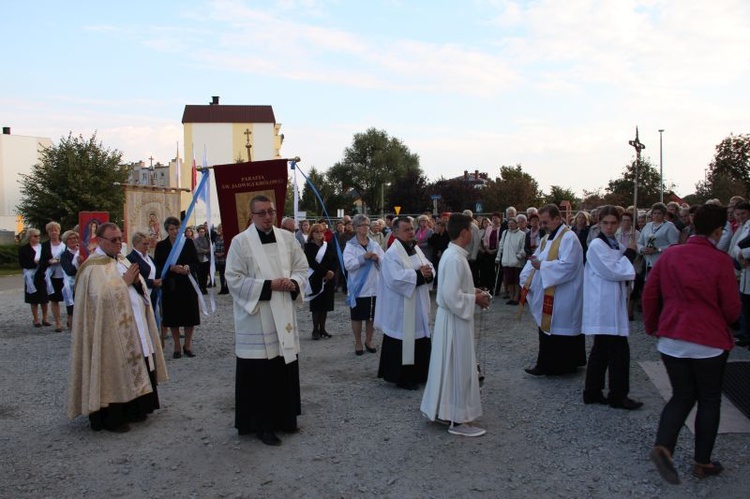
374,216,435,390
226,195,309,446
68,222,168,433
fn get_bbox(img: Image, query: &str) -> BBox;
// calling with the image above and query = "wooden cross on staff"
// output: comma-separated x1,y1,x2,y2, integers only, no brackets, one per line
628,127,645,221
244,128,253,162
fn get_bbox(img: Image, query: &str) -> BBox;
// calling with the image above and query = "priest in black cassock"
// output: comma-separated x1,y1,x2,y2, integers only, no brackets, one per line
225,195,309,446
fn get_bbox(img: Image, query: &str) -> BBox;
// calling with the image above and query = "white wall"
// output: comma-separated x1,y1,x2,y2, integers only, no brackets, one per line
186,122,282,227
0,134,52,232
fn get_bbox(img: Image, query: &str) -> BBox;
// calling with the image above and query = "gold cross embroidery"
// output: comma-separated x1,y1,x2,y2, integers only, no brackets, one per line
285,323,294,334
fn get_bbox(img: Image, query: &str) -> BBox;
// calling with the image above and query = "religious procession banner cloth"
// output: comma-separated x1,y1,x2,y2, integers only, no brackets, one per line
79,211,109,259
122,185,183,252
213,159,289,250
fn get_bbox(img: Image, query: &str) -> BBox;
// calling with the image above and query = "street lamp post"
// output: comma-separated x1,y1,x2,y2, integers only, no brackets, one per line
658,129,664,203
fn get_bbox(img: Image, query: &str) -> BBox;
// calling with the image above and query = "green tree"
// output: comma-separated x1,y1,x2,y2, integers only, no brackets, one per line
283,178,295,217
299,167,351,217
695,134,750,202
428,178,482,213
385,166,431,215
604,157,668,209
481,164,543,212
544,185,579,207
17,133,127,230
580,188,607,210
327,128,421,214
298,167,327,215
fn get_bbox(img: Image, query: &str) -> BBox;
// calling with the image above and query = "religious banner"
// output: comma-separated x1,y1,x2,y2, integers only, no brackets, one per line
213,159,289,248
123,185,184,252
79,211,109,258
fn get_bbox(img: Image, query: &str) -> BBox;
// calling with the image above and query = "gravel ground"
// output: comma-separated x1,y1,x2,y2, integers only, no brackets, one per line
1,273,750,498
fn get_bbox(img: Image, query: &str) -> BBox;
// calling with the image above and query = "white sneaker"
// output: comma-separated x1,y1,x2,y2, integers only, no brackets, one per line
448,424,486,437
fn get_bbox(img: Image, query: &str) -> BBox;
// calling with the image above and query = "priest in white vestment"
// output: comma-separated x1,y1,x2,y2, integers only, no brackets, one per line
374,216,434,390
519,204,586,376
226,195,309,446
421,213,491,437
582,206,642,409
68,223,167,433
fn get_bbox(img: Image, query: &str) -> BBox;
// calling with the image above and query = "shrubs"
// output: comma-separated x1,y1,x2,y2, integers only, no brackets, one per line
0,244,19,269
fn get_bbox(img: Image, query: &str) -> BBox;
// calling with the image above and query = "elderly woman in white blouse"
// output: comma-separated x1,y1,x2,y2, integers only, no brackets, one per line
18,229,50,327
638,202,680,277
59,230,83,328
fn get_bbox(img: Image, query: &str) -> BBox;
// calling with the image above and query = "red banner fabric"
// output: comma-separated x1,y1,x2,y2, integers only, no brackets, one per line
78,211,110,259
213,159,289,248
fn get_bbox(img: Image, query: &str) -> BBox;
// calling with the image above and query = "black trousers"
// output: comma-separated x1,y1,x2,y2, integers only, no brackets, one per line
198,261,210,292
584,335,630,399
654,351,728,464
216,262,227,291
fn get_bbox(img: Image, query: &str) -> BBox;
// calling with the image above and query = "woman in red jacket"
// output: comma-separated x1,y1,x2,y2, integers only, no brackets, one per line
643,203,741,484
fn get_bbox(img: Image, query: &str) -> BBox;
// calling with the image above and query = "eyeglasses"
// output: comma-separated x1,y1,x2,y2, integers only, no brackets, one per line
100,236,123,243
252,209,277,217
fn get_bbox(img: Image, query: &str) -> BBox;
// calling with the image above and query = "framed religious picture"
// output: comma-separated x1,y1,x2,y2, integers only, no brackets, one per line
79,211,109,259
122,185,183,252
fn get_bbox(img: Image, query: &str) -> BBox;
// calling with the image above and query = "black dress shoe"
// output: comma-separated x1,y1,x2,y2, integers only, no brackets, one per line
583,392,608,405
312,330,321,340
128,413,148,423
183,348,196,358
320,331,332,338
257,431,282,446
105,423,131,433
524,367,545,376
609,397,643,410
355,349,364,356
396,381,419,390
173,351,182,359
365,344,377,353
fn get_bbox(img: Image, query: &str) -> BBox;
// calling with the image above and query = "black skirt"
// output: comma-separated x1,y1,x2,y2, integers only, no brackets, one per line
350,296,377,321
24,272,50,305
534,328,587,374
377,334,431,385
235,356,301,435
161,277,200,327
308,280,335,312
49,277,64,302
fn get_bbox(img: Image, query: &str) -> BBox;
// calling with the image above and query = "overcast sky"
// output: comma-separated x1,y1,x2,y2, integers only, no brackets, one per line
3,0,749,198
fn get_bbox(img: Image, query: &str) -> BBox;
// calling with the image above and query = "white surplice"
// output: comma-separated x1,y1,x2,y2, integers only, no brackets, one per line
420,243,482,424
373,240,433,342
225,225,309,364
519,226,583,335
582,238,635,336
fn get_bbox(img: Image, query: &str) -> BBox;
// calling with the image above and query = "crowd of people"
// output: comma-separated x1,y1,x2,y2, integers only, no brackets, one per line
19,193,746,481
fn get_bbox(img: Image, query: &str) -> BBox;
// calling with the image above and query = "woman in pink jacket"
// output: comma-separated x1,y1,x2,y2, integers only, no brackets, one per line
643,203,741,485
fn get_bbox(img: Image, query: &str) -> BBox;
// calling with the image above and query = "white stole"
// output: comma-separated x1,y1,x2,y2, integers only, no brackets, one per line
304,242,328,302
247,226,299,364
114,256,156,370
391,240,427,365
